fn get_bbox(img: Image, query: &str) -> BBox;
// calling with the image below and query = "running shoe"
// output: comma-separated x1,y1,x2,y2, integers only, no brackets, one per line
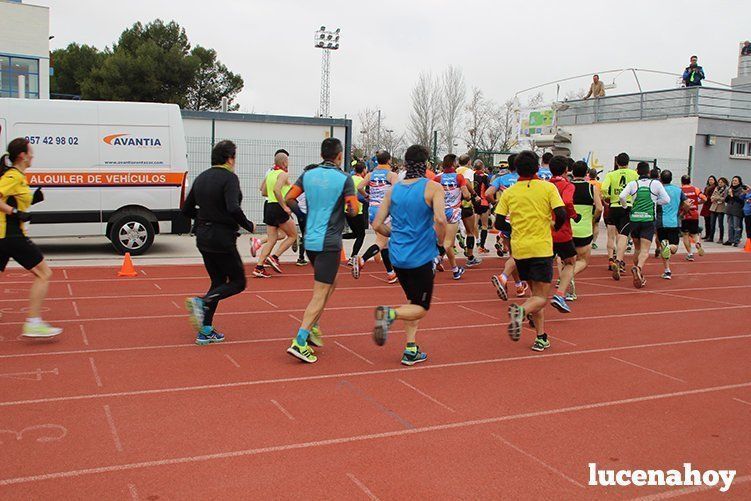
661,240,671,260
184,297,205,332
253,267,272,278
478,247,490,254
466,256,482,267
631,266,646,289
608,257,616,271
685,253,695,262
654,247,661,259
401,347,427,366
566,280,577,301
196,328,225,346
626,239,633,253
292,238,298,253
452,267,465,280
661,270,672,280
296,258,308,267
352,256,362,279
250,237,263,258
309,325,324,347
531,335,550,352
287,340,317,363
266,255,282,273
491,274,508,301
373,305,395,346
495,237,505,257
516,281,529,297
456,233,466,249
433,255,444,272
696,243,705,257
507,303,524,342
612,260,625,281
591,243,598,250
21,321,63,338
386,271,398,284
551,294,571,313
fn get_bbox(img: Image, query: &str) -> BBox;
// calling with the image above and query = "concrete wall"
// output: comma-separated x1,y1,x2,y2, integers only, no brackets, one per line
693,118,751,183
564,116,698,177
181,111,351,223
0,1,50,99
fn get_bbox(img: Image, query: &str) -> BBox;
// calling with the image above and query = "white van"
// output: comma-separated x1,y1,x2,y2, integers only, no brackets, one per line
0,98,191,255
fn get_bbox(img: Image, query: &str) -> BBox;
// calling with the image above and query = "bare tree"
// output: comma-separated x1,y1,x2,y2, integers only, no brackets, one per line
483,99,517,152
440,66,466,154
381,129,406,161
463,87,490,152
408,71,442,149
527,91,545,108
564,87,589,101
355,107,381,158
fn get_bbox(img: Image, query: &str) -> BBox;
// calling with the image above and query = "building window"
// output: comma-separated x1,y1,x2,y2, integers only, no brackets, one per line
0,55,40,99
730,139,751,159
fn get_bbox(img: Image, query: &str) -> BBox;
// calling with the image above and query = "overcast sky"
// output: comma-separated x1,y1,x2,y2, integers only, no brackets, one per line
42,0,748,135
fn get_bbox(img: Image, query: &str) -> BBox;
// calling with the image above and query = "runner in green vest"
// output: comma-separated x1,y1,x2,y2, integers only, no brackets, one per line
569,161,603,300
254,151,298,278
618,161,670,289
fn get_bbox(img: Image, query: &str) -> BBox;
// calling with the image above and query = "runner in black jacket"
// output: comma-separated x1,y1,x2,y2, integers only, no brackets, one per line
183,140,255,345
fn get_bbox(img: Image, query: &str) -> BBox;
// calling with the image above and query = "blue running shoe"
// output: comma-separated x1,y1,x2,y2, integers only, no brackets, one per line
184,297,205,332
551,295,571,313
196,327,224,346
452,266,465,280
373,306,395,346
401,347,427,366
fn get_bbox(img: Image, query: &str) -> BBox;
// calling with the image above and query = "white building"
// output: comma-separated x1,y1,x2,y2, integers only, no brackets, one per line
541,44,751,183
0,0,50,99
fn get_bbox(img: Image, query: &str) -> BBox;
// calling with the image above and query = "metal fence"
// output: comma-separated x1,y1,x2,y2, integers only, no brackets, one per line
186,137,323,223
557,87,751,125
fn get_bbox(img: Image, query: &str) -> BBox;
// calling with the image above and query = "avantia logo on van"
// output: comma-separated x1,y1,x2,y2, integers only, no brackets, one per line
103,133,163,147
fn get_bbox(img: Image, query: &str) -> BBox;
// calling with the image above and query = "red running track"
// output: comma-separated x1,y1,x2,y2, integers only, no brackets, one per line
0,253,750,499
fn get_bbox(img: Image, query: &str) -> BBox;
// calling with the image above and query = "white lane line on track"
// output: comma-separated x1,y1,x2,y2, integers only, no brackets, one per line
1,381,749,486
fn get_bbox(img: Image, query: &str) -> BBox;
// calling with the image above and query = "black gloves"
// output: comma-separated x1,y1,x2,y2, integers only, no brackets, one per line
12,208,31,222
31,187,44,205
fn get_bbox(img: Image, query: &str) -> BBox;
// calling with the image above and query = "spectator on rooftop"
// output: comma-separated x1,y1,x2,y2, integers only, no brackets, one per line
682,55,705,87
583,74,605,99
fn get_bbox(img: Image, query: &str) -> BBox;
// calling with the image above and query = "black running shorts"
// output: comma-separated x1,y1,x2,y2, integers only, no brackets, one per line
393,262,435,310
263,202,290,227
572,235,594,248
607,206,631,235
0,237,44,271
553,240,577,260
515,256,554,284
657,227,680,245
630,221,656,242
680,219,700,235
306,250,340,285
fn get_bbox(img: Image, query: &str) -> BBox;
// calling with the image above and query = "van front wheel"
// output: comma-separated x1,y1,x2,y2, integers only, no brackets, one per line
109,213,155,255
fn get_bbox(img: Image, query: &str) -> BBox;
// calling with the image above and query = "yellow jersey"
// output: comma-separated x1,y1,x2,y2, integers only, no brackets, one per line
496,178,564,259
0,168,32,238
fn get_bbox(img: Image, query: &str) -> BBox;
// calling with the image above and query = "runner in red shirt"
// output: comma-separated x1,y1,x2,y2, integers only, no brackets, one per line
680,175,707,260
548,156,580,313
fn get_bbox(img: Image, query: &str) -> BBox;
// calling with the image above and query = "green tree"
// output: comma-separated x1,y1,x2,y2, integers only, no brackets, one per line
50,43,103,96
82,20,199,106
64,19,244,109
185,46,244,111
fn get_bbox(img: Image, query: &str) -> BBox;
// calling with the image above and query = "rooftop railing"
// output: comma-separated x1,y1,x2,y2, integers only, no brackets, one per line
556,87,751,125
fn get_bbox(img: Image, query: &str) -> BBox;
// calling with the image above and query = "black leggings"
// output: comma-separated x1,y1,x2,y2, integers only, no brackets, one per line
344,213,367,256
745,215,751,240
200,248,247,326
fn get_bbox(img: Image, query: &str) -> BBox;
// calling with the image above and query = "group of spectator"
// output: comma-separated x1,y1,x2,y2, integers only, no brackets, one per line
701,175,751,246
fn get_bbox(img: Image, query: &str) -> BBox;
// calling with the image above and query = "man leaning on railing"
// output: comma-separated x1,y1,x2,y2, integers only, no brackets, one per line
742,41,751,57
682,55,705,87
583,74,606,99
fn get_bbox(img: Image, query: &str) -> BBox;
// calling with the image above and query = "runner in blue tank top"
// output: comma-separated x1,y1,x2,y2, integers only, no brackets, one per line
370,145,447,366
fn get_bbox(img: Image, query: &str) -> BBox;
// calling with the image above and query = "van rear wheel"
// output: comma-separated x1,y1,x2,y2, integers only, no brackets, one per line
109,213,155,255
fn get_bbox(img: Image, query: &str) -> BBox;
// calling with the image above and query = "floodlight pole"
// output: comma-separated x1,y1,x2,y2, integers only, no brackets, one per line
314,26,340,118
320,49,331,117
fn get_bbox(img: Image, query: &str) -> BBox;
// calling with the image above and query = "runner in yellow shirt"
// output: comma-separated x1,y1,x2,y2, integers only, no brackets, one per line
496,151,568,352
600,153,638,278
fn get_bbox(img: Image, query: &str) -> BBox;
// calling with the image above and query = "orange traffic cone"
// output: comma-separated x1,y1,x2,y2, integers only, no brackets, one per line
340,247,348,263
117,252,138,277
744,238,751,253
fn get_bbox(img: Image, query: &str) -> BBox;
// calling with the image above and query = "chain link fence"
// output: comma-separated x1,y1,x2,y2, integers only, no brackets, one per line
186,137,323,224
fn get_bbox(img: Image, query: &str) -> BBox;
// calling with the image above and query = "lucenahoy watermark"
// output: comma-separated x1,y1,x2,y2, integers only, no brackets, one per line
588,463,736,492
